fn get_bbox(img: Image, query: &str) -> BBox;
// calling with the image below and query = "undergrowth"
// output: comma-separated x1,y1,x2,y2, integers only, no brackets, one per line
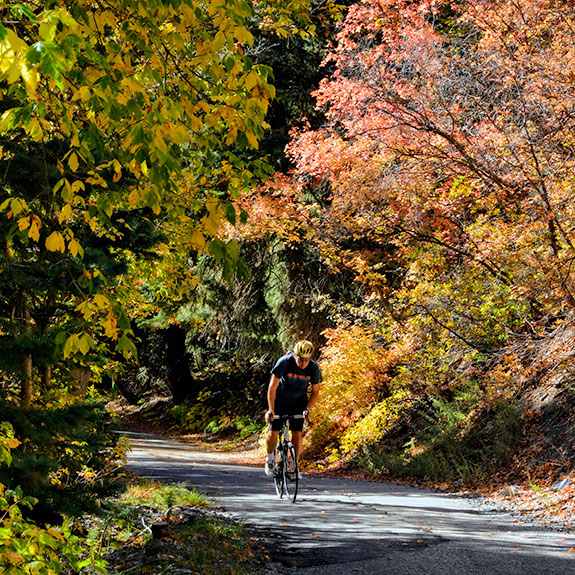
82,478,258,575
300,318,574,488
355,398,525,486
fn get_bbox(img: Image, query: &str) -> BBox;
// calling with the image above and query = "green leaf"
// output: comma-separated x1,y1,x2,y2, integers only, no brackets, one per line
26,42,46,66
11,4,38,21
37,531,57,548
29,561,46,575
116,335,137,359
0,109,21,133
208,238,227,262
225,202,237,225
116,308,132,332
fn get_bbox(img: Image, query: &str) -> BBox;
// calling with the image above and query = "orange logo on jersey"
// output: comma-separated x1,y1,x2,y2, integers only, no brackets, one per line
286,372,310,381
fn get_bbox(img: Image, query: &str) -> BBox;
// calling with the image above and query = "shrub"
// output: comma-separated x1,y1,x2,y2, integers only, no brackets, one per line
357,396,525,485
305,323,404,458
0,402,127,523
0,423,107,574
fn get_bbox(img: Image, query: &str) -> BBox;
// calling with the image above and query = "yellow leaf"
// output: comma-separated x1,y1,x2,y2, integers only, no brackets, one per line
205,197,219,214
93,294,109,308
77,333,92,355
71,86,91,102
27,118,43,140
244,130,259,149
28,220,40,242
18,216,30,232
203,211,220,235
63,334,79,358
95,10,117,29
76,300,93,320
10,198,28,217
59,203,72,224
225,126,238,145
128,188,140,206
213,30,226,52
103,311,118,338
71,180,85,193
234,25,254,45
7,61,21,84
68,238,83,257
244,71,259,91
190,229,206,251
45,231,66,253
39,20,57,42
68,152,79,172
20,63,38,98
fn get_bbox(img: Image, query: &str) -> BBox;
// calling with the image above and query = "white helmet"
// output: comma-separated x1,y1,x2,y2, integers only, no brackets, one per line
294,340,314,358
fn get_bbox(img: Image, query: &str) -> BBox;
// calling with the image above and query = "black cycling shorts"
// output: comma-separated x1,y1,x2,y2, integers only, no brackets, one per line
270,397,307,432
270,413,306,432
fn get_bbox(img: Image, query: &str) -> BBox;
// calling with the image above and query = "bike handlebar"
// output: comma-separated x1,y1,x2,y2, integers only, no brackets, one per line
271,413,308,421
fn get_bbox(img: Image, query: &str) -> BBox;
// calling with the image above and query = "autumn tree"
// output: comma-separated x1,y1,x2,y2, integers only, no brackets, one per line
0,0,318,404
108,0,349,414
287,0,575,339
235,0,575,475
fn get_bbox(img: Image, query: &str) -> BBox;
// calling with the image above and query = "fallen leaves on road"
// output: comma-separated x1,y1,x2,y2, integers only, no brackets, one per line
482,473,575,531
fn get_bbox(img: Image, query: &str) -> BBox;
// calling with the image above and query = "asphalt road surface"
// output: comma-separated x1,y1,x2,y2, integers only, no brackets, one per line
122,430,575,574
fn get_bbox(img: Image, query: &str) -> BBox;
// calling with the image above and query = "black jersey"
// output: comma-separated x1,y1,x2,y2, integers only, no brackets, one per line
271,353,322,402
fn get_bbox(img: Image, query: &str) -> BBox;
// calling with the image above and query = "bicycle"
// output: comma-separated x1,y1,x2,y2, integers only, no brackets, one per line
271,413,306,503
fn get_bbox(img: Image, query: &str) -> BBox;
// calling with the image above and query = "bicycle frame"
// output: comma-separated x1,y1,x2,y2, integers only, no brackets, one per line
271,414,302,503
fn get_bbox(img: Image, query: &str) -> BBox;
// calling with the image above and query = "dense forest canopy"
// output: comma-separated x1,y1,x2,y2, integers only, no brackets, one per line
239,0,575,479
0,0,336,406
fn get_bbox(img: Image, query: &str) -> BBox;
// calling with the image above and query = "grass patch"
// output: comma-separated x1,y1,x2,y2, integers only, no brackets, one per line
121,479,209,508
103,513,257,575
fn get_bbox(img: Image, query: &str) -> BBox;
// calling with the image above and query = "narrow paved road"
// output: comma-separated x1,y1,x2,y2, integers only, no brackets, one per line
122,430,575,574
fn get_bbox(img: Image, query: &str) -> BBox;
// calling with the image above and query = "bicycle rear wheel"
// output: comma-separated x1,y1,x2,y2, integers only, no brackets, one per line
282,443,299,503
272,449,284,498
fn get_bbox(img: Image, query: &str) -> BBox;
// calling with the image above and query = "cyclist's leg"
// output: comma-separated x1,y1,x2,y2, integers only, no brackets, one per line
266,429,279,454
265,428,280,477
287,400,306,460
291,430,303,460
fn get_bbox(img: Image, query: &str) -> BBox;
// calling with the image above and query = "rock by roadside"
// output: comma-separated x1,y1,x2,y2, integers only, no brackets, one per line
478,474,575,532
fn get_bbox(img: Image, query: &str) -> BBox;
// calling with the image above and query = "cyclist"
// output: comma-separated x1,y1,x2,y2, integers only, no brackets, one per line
264,340,322,477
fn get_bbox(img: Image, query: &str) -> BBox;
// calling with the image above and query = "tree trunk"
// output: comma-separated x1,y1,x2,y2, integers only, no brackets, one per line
21,304,33,407
21,354,33,407
70,366,91,398
165,326,195,403
40,364,51,390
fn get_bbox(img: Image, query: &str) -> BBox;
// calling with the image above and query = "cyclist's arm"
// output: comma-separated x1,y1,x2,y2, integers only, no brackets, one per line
306,382,320,413
266,375,280,423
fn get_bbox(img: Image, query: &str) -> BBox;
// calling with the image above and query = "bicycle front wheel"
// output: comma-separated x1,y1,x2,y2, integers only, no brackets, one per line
273,449,284,498
282,443,299,503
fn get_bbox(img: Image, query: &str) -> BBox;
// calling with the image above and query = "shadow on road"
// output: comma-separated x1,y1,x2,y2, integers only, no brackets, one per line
122,430,575,574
